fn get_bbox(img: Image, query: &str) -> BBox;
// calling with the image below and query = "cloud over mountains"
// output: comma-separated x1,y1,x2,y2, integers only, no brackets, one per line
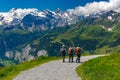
67,0,120,16
0,0,120,18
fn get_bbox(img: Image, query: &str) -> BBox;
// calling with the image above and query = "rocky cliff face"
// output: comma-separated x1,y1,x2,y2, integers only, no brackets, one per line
5,44,48,63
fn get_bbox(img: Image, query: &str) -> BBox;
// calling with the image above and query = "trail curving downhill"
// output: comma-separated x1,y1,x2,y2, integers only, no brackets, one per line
13,55,105,80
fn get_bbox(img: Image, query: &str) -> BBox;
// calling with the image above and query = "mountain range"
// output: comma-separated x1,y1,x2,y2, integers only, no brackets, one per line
0,8,120,66
0,8,120,31
0,8,80,31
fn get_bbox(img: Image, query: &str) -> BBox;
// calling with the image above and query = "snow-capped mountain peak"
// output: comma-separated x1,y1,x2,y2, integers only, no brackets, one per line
0,8,41,25
0,7,120,30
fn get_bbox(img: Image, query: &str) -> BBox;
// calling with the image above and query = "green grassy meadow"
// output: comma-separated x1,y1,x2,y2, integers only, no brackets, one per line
76,53,120,80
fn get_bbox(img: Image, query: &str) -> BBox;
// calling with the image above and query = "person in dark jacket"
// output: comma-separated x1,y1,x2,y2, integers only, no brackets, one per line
60,45,66,62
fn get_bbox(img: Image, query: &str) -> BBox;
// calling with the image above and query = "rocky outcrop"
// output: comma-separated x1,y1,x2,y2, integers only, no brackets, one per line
5,44,48,63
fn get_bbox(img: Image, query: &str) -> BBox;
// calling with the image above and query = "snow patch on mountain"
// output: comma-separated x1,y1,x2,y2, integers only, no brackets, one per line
0,8,38,20
0,8,45,25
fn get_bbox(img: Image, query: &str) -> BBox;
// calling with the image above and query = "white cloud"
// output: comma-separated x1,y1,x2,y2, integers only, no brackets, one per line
67,0,120,16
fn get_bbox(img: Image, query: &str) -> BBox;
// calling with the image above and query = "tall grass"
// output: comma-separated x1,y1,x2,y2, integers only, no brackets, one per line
0,56,60,80
76,53,120,80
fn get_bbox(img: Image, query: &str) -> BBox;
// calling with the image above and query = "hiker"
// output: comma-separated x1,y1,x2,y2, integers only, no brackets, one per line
68,45,74,62
60,45,66,62
75,45,81,63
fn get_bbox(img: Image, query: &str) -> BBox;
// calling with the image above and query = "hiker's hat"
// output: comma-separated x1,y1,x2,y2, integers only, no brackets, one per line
62,45,65,47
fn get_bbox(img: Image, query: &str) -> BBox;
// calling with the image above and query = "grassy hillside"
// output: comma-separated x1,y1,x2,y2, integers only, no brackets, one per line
0,56,60,80
76,53,120,80
33,24,120,56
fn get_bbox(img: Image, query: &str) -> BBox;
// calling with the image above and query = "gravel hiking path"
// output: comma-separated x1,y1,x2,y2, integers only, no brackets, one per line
13,55,105,80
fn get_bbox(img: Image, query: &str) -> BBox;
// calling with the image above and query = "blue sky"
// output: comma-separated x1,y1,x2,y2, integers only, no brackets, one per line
0,0,109,12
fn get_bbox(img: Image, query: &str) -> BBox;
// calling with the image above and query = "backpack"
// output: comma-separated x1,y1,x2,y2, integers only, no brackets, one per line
61,48,66,53
76,47,81,54
69,47,73,54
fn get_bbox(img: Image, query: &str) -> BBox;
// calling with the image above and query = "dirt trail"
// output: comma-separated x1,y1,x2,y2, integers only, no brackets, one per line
13,55,105,80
